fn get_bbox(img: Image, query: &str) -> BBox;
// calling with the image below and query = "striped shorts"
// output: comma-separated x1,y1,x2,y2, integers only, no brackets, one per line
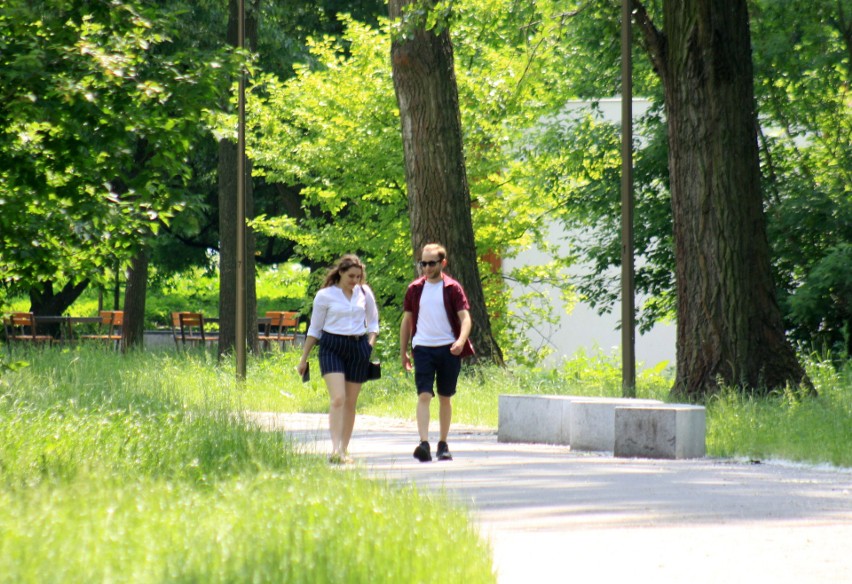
318,332,372,383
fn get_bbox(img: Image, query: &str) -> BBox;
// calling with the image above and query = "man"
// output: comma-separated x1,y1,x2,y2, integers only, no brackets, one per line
400,243,474,462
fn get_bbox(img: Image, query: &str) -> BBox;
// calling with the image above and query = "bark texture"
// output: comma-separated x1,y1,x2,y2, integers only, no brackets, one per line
122,250,149,350
389,0,503,364
637,0,808,396
218,0,259,356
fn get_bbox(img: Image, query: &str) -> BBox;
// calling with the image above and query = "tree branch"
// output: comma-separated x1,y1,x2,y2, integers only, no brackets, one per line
631,0,667,85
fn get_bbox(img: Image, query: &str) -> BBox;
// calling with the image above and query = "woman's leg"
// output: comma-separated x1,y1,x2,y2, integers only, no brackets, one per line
324,372,346,457
340,381,362,455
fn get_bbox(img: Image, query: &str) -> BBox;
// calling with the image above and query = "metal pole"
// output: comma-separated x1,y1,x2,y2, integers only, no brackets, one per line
620,0,636,397
235,0,247,381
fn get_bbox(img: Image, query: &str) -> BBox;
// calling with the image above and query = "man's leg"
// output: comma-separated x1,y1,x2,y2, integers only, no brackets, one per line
434,348,461,461
413,391,433,461
438,395,452,443
412,346,438,462
417,391,432,442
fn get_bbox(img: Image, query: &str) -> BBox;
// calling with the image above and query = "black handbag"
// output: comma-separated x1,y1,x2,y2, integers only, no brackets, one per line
367,361,381,381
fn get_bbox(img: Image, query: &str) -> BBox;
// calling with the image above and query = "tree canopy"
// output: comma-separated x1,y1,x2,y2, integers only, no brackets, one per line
0,0,235,297
1,0,849,373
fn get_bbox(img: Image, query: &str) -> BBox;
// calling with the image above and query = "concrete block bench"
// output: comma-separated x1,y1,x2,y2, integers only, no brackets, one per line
568,397,664,452
497,395,661,447
498,395,574,445
614,404,706,459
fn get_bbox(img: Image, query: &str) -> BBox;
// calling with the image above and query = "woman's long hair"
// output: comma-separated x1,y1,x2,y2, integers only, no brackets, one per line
321,254,366,288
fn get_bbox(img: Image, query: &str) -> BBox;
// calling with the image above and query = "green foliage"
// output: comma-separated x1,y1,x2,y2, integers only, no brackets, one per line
0,349,494,583
249,16,410,265
751,0,852,357
249,4,611,361
0,0,236,296
143,263,309,328
507,0,851,358
784,243,852,356
2,0,848,366
122,263,310,329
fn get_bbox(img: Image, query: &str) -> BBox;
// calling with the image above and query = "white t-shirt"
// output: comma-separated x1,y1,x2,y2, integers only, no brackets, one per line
412,280,456,347
306,285,379,339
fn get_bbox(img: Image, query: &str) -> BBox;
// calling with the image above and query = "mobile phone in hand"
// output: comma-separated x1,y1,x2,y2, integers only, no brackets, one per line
301,362,310,383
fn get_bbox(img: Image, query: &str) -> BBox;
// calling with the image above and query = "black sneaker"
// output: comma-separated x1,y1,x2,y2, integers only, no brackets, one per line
436,441,453,461
413,441,432,462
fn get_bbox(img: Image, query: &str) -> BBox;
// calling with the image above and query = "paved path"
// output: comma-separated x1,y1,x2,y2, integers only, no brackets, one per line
249,412,852,584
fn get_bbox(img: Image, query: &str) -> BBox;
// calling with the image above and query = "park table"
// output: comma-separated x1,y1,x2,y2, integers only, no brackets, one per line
33,315,104,344
202,316,273,328
176,316,275,348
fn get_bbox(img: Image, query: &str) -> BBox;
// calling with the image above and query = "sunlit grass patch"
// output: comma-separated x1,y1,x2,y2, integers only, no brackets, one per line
0,471,492,583
706,358,852,467
0,347,495,583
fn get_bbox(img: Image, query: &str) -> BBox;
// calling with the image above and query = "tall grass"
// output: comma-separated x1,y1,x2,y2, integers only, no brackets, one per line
705,355,852,466
0,348,494,583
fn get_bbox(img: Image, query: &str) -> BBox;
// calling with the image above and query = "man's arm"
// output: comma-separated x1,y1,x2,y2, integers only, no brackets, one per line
400,311,414,371
450,309,471,356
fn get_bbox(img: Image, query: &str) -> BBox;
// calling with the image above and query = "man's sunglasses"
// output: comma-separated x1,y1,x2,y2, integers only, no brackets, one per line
418,260,440,267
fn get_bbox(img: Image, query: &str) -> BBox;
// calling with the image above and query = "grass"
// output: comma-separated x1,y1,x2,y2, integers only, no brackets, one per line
704,356,852,466
1,345,849,580
0,348,494,584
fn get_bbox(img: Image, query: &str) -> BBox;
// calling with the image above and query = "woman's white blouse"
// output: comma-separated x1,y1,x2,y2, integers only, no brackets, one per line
306,285,379,339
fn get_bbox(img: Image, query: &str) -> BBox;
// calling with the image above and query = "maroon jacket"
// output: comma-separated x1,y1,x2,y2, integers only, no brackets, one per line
403,273,475,358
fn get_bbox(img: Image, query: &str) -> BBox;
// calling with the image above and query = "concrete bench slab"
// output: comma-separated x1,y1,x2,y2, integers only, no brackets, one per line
614,404,706,459
568,398,664,452
498,395,662,447
498,395,574,445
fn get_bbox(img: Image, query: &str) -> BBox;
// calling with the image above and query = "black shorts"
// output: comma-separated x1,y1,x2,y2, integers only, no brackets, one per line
412,344,461,397
318,332,373,383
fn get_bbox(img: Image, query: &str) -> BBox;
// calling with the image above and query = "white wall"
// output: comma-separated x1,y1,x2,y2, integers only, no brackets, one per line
504,98,676,369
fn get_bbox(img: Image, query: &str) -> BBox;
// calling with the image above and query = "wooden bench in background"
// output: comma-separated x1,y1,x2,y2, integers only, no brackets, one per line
79,310,124,350
171,312,218,348
259,311,299,351
3,312,54,351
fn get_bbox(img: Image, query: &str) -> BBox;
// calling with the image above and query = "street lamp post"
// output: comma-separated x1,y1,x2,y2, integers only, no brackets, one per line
621,0,636,397
235,0,247,381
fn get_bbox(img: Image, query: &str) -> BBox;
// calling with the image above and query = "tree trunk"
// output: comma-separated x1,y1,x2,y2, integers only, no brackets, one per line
640,0,809,396
218,0,259,357
29,280,89,317
389,0,504,365
122,250,149,350
27,280,89,338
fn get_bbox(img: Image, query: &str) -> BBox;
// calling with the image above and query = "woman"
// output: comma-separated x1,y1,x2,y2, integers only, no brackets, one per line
297,254,379,463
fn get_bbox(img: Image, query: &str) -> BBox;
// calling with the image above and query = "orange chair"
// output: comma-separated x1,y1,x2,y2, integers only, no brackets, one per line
80,311,124,350
171,312,218,348
2,312,53,350
259,311,299,351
